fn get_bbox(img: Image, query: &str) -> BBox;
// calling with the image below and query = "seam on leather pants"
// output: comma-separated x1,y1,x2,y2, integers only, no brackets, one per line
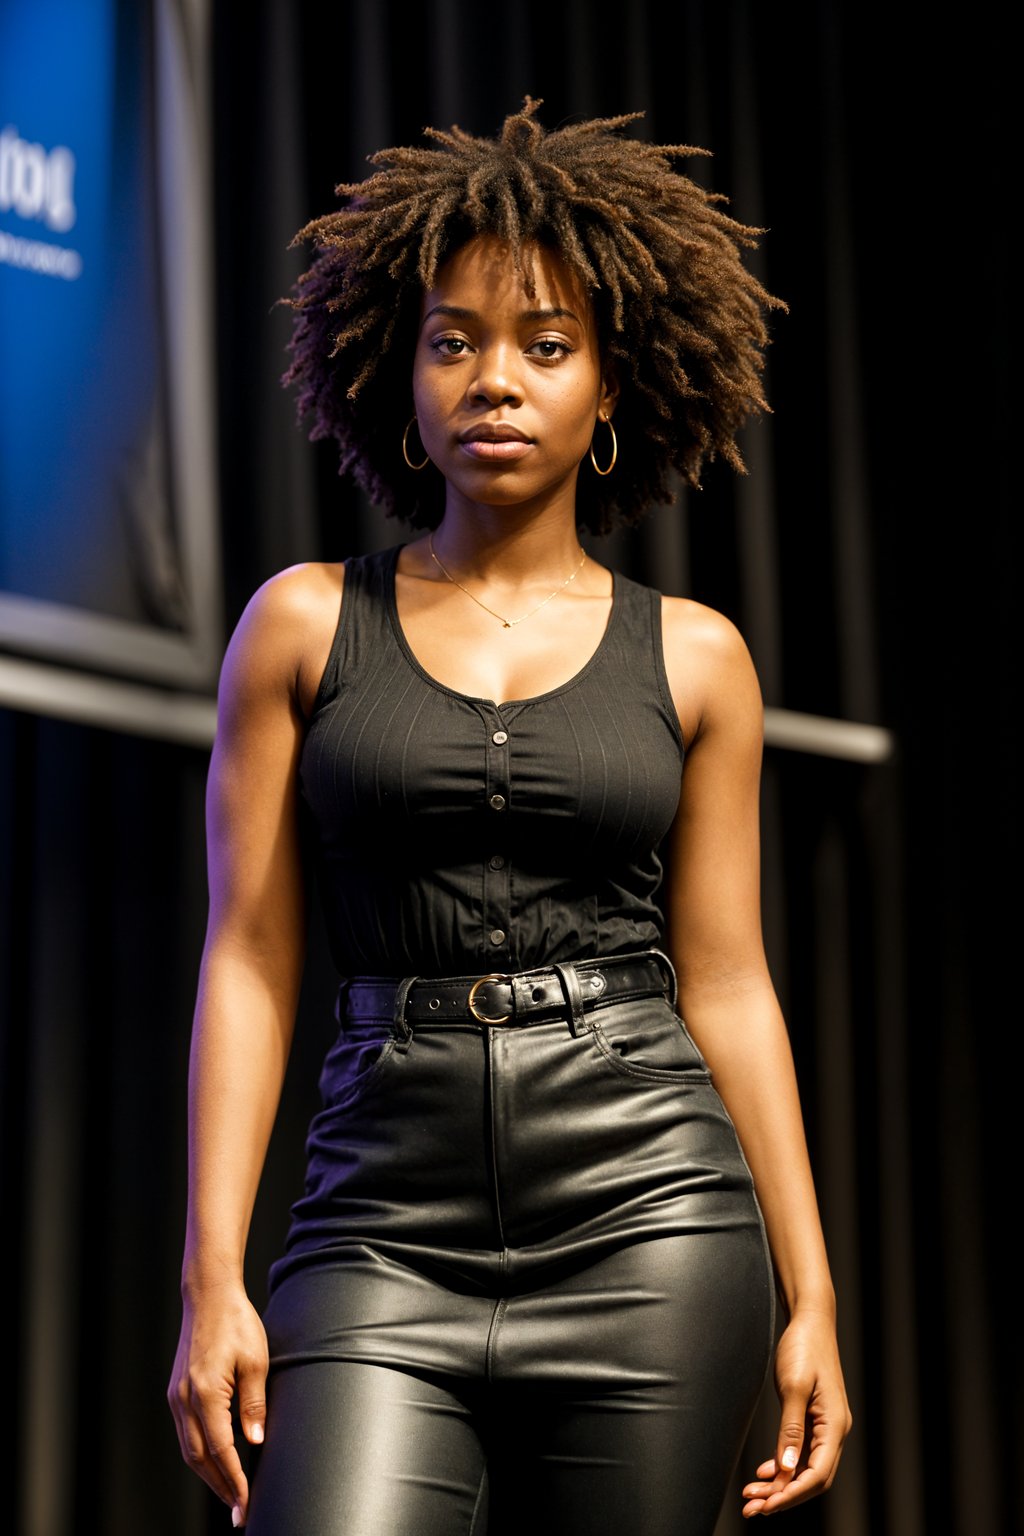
484,1029,508,1263
485,1296,509,1382
468,1462,489,1536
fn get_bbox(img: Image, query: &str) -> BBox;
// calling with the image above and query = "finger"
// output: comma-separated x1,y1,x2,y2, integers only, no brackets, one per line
756,1464,827,1515
236,1352,268,1449
198,1424,248,1516
753,1441,840,1516
177,1404,242,1509
189,1380,249,1513
741,1454,785,1517
741,1454,784,1511
169,1381,238,1508
761,1396,851,1515
741,1473,787,1517
772,1389,807,1489
742,1391,810,1518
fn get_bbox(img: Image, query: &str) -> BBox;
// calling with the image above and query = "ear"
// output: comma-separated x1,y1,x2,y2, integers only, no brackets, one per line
598,362,620,421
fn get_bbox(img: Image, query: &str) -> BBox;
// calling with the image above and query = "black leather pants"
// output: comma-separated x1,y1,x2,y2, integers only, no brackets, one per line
248,954,776,1536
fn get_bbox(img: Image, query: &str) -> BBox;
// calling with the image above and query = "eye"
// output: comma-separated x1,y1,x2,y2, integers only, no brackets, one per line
528,338,574,361
428,334,472,357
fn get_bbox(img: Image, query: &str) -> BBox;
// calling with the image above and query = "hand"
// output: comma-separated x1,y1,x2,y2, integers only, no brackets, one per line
741,1308,852,1518
167,1280,269,1527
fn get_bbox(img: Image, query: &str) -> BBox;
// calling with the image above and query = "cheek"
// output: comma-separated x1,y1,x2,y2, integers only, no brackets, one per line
411,381,439,445
555,378,602,438
412,360,454,427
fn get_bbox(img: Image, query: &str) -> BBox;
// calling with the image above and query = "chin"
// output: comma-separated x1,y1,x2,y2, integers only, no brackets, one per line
446,469,581,510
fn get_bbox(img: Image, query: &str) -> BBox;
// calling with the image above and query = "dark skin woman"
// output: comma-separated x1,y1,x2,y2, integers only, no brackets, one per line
168,98,851,1532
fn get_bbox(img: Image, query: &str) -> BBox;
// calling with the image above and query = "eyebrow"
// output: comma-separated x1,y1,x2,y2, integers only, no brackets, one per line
419,304,583,330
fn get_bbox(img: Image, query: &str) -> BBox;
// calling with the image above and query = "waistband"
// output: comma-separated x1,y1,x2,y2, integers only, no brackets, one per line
337,949,678,1041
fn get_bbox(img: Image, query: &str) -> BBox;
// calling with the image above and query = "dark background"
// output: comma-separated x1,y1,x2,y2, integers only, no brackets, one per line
0,3,1014,1533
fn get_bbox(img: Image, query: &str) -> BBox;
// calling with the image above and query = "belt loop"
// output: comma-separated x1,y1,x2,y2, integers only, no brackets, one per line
392,974,419,1043
552,961,588,1037
333,976,352,1025
648,947,679,1009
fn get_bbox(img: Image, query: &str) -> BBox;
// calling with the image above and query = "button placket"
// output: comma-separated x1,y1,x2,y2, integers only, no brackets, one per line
483,708,512,960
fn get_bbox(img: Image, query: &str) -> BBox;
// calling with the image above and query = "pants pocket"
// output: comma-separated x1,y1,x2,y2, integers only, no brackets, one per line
589,997,712,1083
317,1024,396,1111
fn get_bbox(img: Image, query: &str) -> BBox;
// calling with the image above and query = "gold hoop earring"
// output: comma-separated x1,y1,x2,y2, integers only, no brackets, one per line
402,416,430,471
589,414,617,476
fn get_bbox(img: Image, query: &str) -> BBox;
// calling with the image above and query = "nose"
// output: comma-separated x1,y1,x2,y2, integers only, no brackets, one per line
467,342,523,407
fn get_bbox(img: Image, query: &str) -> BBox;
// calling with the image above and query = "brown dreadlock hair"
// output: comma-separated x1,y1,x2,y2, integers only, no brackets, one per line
277,96,786,535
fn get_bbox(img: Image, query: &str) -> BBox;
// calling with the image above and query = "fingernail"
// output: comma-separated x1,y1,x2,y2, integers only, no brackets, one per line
781,1446,798,1470
231,1505,243,1528
250,1422,264,1444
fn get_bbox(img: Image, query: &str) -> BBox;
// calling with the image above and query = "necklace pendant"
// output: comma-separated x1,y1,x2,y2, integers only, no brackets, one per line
502,619,512,628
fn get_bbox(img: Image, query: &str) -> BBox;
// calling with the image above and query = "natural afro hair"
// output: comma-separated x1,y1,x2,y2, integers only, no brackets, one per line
277,96,786,534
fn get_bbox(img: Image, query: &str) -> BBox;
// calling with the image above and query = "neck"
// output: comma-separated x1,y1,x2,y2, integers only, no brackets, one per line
429,493,585,589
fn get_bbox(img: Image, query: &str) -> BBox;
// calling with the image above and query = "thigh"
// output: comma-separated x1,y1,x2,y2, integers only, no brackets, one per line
246,1360,489,1536
485,1231,775,1536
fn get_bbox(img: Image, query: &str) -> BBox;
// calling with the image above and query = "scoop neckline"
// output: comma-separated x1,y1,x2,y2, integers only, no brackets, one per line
385,541,621,711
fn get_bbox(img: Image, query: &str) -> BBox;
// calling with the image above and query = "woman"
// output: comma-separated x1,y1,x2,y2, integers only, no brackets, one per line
167,98,851,1533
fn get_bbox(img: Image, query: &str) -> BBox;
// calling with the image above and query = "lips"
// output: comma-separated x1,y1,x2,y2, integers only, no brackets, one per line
457,422,534,462
457,423,532,444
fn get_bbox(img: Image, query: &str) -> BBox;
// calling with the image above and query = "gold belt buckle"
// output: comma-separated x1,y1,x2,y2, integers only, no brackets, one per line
467,973,512,1024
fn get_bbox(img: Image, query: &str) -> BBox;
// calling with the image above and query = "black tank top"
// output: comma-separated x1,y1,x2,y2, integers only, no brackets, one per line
298,542,686,978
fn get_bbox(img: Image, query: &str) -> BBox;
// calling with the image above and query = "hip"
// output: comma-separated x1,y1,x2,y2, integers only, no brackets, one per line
268,951,774,1295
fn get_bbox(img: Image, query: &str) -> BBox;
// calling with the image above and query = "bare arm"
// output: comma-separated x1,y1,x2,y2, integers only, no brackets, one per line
168,564,335,1527
661,598,852,1518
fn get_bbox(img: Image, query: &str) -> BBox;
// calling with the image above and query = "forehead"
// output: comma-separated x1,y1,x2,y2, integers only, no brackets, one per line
419,233,593,320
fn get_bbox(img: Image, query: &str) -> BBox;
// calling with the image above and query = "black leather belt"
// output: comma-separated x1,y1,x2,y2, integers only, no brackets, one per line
340,949,678,1038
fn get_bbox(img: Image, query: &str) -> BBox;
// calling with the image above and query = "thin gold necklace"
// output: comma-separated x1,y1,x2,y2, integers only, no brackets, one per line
428,532,588,628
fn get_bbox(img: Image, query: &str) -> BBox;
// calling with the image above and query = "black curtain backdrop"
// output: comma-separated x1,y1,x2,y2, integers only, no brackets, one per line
0,4,1015,1533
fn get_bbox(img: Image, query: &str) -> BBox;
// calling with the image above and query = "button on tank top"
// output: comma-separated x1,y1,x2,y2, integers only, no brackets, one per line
298,542,686,978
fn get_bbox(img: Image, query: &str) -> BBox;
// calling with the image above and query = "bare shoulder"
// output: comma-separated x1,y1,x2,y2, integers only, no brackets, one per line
219,561,345,724
659,594,763,750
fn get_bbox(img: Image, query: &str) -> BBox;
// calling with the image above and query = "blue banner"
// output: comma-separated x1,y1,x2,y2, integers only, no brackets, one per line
1,0,181,631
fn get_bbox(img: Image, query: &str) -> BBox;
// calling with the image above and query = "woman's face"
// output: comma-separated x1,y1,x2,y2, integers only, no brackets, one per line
412,233,617,514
